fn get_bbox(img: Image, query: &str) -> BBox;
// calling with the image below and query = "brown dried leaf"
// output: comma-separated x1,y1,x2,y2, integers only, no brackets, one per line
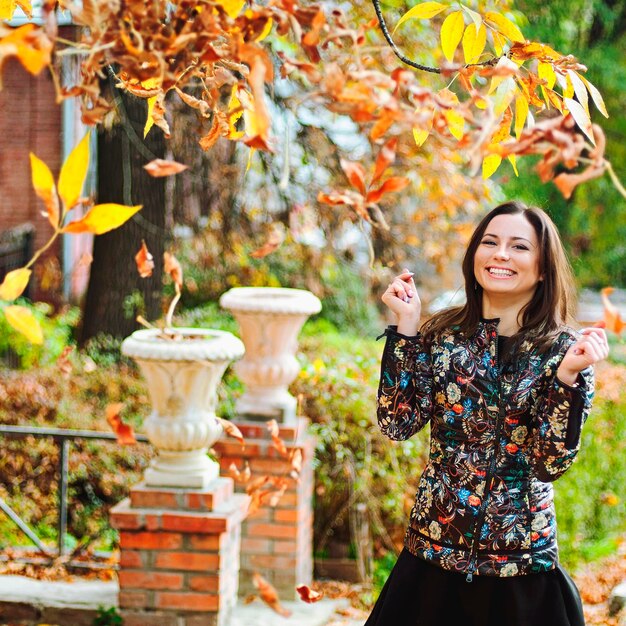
143,159,188,177
267,419,288,457
296,584,324,603
250,223,285,259
163,252,183,289
252,572,291,617
134,240,155,278
217,417,245,447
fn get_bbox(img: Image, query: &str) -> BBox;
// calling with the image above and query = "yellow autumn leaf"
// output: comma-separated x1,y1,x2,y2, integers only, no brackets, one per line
508,155,519,176
443,109,464,140
482,154,502,179
393,1,447,33
0,0,16,19
144,96,157,138
537,62,556,89
58,133,90,213
255,17,273,42
579,74,609,118
215,0,245,19
413,127,429,147
563,97,595,145
461,4,483,29
491,30,506,56
29,153,59,228
62,204,142,235
462,22,487,64
0,268,31,301
514,94,528,140
484,12,525,43
561,73,575,99
228,85,245,139
441,11,465,61
4,305,43,344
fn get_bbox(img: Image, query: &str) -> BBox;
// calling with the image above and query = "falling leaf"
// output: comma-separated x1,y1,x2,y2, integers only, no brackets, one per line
58,133,91,212
393,1,447,33
143,159,188,178
105,403,137,445
267,419,288,457
229,461,251,483
252,573,291,617
290,448,303,480
77,252,93,268
484,11,525,43
440,11,465,62
296,584,324,603
443,108,465,140
0,24,52,76
29,153,59,228
163,251,183,289
4,305,43,344
371,137,397,185
600,287,625,335
0,268,32,301
134,240,154,278
250,223,285,259
413,127,429,147
217,417,245,447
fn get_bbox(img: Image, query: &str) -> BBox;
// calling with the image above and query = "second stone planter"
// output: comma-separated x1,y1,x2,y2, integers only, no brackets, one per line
219,287,321,423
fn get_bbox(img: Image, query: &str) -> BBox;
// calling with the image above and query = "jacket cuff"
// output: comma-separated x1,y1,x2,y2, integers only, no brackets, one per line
551,375,588,449
376,325,421,341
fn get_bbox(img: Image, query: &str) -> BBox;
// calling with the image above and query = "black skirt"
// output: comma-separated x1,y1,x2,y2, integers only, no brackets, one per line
365,549,585,626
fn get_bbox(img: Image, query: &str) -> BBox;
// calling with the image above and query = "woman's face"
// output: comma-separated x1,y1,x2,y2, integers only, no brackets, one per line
473,213,542,302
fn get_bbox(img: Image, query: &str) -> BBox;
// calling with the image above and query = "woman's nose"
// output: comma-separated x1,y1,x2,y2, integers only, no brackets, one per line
494,246,509,260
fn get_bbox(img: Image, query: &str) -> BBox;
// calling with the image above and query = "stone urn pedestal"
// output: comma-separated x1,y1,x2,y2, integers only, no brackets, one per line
111,327,249,626
219,287,321,424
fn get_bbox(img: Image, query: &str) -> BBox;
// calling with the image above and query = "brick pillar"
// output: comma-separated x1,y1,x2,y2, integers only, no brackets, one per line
110,478,249,626
212,417,315,600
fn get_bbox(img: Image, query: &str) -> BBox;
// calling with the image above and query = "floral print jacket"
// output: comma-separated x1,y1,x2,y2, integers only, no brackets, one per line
377,319,594,579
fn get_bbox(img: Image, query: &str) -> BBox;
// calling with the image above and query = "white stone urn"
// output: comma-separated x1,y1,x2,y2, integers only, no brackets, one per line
219,287,322,423
121,328,245,489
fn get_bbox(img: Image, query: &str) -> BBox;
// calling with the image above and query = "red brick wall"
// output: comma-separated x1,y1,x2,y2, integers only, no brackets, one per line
0,56,62,291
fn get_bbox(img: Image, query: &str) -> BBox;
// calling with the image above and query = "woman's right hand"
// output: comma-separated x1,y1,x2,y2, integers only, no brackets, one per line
381,269,422,334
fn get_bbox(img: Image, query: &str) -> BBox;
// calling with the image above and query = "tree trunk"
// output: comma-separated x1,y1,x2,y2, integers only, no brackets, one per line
80,82,167,343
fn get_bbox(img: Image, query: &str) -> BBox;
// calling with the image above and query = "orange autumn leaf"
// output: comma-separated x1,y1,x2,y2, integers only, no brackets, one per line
601,287,625,335
340,159,367,196
296,584,324,603
0,24,52,76
0,268,31,301
228,461,251,483
217,417,245,447
250,223,285,259
163,251,183,289
268,478,289,506
134,240,155,278
62,204,142,235
366,177,410,204
143,159,189,177
105,403,137,445
252,573,291,617
371,137,397,186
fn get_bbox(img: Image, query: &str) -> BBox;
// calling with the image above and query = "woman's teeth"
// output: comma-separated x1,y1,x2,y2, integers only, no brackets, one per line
488,268,514,276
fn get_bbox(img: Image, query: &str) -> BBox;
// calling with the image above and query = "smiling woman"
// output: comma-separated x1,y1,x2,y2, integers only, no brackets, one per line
366,201,610,626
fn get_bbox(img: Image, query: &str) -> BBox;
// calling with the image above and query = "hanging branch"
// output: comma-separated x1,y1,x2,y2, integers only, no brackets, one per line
371,0,501,74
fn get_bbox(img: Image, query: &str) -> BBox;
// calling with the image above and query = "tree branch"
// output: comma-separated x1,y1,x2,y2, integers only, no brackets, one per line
371,0,501,74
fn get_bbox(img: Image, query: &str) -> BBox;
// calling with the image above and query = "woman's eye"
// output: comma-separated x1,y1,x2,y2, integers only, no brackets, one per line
513,245,529,251
481,240,496,246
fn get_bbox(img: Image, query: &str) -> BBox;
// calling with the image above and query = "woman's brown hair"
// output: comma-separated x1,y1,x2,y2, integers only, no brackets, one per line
421,201,577,354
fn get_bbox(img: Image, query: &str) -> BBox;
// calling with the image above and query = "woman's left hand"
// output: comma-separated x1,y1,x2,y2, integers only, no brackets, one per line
557,326,610,385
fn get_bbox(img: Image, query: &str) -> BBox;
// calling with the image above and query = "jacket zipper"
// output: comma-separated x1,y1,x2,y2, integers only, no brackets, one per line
466,329,505,582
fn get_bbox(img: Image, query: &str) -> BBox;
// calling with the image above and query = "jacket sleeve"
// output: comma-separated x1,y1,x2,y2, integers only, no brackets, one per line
376,326,434,441
529,339,595,483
